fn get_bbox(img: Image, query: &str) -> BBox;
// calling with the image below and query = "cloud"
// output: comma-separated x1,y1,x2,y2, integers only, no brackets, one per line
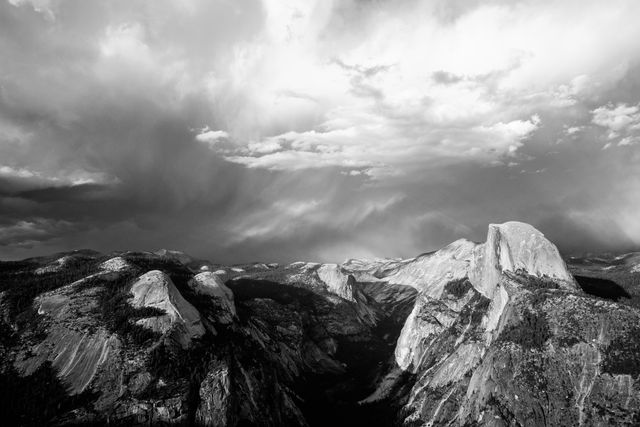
592,103,640,133
7,0,54,20
225,149,373,171
592,102,640,146
224,113,542,174
100,23,150,60
565,126,583,136
246,140,282,154
0,218,74,247
1,0,640,263
214,0,640,176
0,166,36,179
0,165,119,191
431,70,464,85
195,127,230,146
618,136,639,146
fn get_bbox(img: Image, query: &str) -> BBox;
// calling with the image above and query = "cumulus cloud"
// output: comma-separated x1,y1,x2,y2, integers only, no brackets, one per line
592,103,640,133
246,140,282,154
592,103,640,147
565,126,583,136
214,0,640,176
195,127,230,146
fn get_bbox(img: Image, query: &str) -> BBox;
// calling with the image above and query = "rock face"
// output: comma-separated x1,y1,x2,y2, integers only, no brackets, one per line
316,263,357,301
16,281,118,394
394,221,578,372
188,272,236,324
34,256,73,274
385,239,476,296
470,221,578,297
130,270,205,347
383,222,640,426
100,256,130,272
1,222,640,426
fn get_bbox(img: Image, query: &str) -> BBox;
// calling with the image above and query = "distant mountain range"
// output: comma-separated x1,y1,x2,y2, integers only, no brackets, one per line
1,222,639,426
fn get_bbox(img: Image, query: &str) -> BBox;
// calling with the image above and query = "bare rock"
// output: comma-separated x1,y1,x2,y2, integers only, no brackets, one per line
317,263,356,301
130,270,205,348
188,272,236,324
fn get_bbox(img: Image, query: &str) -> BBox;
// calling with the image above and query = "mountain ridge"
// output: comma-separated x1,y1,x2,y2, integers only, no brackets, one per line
1,221,639,426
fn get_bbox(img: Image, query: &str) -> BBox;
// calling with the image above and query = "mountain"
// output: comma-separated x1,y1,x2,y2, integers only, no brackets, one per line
0,222,639,426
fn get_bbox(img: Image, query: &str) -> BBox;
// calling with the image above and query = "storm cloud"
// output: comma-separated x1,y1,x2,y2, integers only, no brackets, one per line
1,0,640,262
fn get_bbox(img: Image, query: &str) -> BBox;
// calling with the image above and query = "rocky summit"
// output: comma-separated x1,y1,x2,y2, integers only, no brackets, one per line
1,222,639,426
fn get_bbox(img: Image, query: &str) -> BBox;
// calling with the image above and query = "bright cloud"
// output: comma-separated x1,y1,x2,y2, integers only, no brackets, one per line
210,0,640,174
592,103,640,146
0,165,118,189
195,127,230,146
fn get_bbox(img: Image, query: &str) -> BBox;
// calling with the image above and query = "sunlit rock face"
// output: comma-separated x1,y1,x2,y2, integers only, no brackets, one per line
15,281,119,395
385,239,477,297
130,270,205,348
470,221,578,298
395,221,578,372
99,257,130,272
467,221,578,335
341,257,408,282
316,263,356,301
386,221,640,426
34,256,73,275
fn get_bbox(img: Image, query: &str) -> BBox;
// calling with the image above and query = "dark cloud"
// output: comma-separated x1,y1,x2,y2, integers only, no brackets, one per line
431,71,464,85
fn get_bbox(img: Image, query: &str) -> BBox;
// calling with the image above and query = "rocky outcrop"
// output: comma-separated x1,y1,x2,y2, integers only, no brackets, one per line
394,278,486,373
385,239,477,296
470,221,578,297
188,272,236,324
195,358,233,426
15,280,119,395
341,257,408,282
386,221,640,426
394,222,577,372
100,256,130,272
316,263,356,301
34,255,73,275
130,270,205,348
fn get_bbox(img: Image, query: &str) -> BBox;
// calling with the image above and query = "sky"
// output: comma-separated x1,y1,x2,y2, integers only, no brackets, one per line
1,0,640,263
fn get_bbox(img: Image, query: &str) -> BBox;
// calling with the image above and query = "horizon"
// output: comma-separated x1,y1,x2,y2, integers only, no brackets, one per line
2,219,639,265
2,0,640,263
